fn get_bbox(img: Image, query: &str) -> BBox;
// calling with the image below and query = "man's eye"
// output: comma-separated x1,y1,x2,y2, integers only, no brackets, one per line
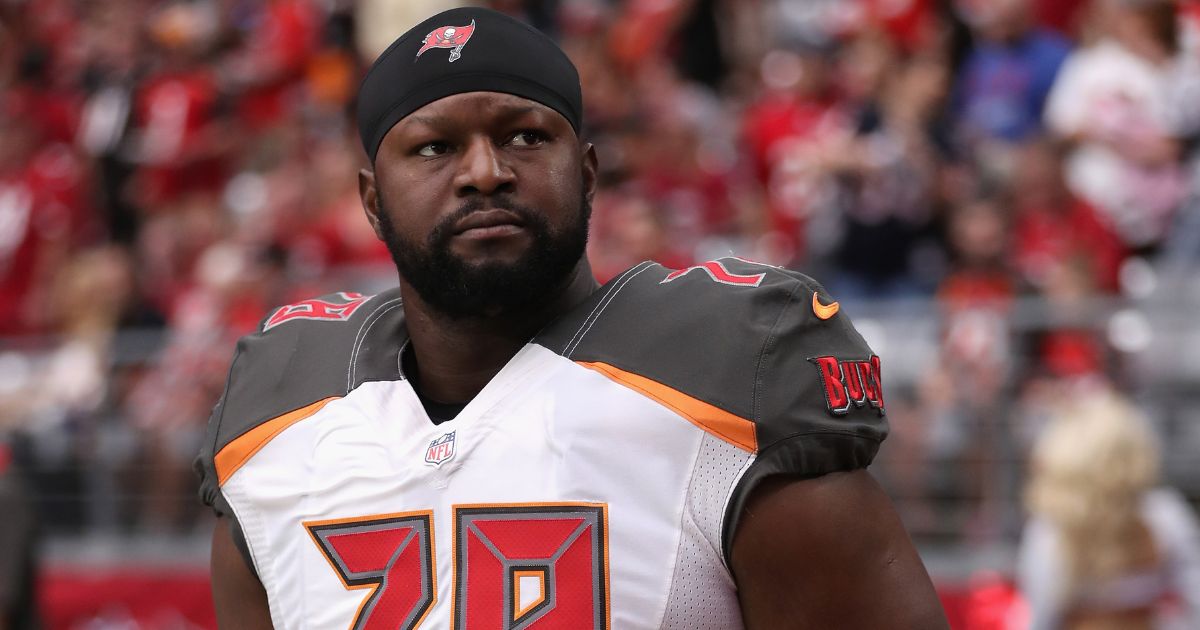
417,142,449,157
508,130,547,147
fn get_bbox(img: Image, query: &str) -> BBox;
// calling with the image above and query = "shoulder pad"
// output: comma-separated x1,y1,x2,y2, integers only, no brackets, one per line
196,289,407,514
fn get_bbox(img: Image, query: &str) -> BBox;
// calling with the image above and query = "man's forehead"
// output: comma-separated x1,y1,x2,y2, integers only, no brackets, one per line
356,8,582,162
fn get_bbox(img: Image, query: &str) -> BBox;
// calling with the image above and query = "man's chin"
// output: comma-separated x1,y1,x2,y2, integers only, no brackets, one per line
385,204,589,320
447,243,534,270
404,257,554,320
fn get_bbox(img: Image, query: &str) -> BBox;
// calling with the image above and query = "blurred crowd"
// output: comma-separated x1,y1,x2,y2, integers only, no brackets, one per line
0,0,1198,553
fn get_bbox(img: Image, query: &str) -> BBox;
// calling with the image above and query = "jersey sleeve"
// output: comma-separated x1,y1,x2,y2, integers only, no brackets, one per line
534,259,888,564
195,342,243,520
720,267,888,556
193,337,250,570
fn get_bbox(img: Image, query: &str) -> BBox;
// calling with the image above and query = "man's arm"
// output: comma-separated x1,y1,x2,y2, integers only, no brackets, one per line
210,516,274,629
731,470,948,629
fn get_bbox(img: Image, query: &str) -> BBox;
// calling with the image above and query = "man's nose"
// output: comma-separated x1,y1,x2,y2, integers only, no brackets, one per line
454,136,516,197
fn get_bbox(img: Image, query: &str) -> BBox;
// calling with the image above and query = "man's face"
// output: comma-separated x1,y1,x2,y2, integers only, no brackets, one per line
363,92,597,319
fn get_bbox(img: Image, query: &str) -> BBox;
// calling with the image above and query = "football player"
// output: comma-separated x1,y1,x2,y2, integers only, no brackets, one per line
198,7,947,628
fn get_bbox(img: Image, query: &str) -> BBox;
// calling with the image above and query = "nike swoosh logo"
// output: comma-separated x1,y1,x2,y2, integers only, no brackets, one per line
812,293,839,320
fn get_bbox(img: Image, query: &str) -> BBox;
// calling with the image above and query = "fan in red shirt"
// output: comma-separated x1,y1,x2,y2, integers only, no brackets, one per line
222,0,321,131
0,91,92,336
741,42,850,264
1009,139,1125,293
126,4,233,210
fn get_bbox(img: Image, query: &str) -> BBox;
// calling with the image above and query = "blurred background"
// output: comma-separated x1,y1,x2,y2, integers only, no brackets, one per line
1,0,1199,628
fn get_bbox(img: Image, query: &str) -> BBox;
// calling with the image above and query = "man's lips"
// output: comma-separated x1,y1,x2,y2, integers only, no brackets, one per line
452,209,528,239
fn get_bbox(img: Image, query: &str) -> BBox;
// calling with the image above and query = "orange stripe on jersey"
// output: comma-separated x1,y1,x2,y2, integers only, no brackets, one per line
215,397,339,485
576,361,757,453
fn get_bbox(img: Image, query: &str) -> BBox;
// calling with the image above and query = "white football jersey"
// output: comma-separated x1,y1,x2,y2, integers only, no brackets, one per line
198,259,888,629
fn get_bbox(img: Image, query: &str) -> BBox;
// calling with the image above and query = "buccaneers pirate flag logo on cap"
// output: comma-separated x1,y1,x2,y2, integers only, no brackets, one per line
416,20,476,62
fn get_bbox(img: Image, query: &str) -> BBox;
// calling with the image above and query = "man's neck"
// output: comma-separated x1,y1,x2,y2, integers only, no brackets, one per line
401,260,598,404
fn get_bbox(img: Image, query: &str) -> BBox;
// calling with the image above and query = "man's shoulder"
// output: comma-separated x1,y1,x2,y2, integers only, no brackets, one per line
537,258,883,440
540,257,857,364
205,288,408,459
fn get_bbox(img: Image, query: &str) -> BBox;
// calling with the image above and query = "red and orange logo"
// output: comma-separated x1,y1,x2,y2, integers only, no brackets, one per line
416,20,476,62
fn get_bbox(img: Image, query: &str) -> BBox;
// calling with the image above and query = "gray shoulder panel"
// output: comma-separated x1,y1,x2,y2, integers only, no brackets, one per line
535,258,889,562
537,258,886,442
196,289,407,514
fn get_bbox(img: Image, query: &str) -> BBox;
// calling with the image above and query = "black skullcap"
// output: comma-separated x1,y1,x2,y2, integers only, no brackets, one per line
357,7,582,163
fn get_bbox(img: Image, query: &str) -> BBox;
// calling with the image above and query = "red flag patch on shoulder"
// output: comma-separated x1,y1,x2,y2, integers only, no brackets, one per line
262,292,371,331
415,20,477,62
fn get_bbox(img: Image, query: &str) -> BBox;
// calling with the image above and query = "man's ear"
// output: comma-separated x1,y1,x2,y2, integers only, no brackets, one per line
581,142,599,203
359,168,385,241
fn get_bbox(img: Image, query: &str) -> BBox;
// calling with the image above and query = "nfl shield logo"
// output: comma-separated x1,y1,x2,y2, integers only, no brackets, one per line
424,431,456,467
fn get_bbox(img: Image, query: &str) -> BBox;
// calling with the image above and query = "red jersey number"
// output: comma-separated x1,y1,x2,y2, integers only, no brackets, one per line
305,503,610,630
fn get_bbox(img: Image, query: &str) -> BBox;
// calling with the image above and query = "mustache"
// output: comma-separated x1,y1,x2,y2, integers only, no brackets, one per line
432,196,546,240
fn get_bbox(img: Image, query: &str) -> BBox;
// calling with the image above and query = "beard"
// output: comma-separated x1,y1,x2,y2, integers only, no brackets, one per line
377,188,590,320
